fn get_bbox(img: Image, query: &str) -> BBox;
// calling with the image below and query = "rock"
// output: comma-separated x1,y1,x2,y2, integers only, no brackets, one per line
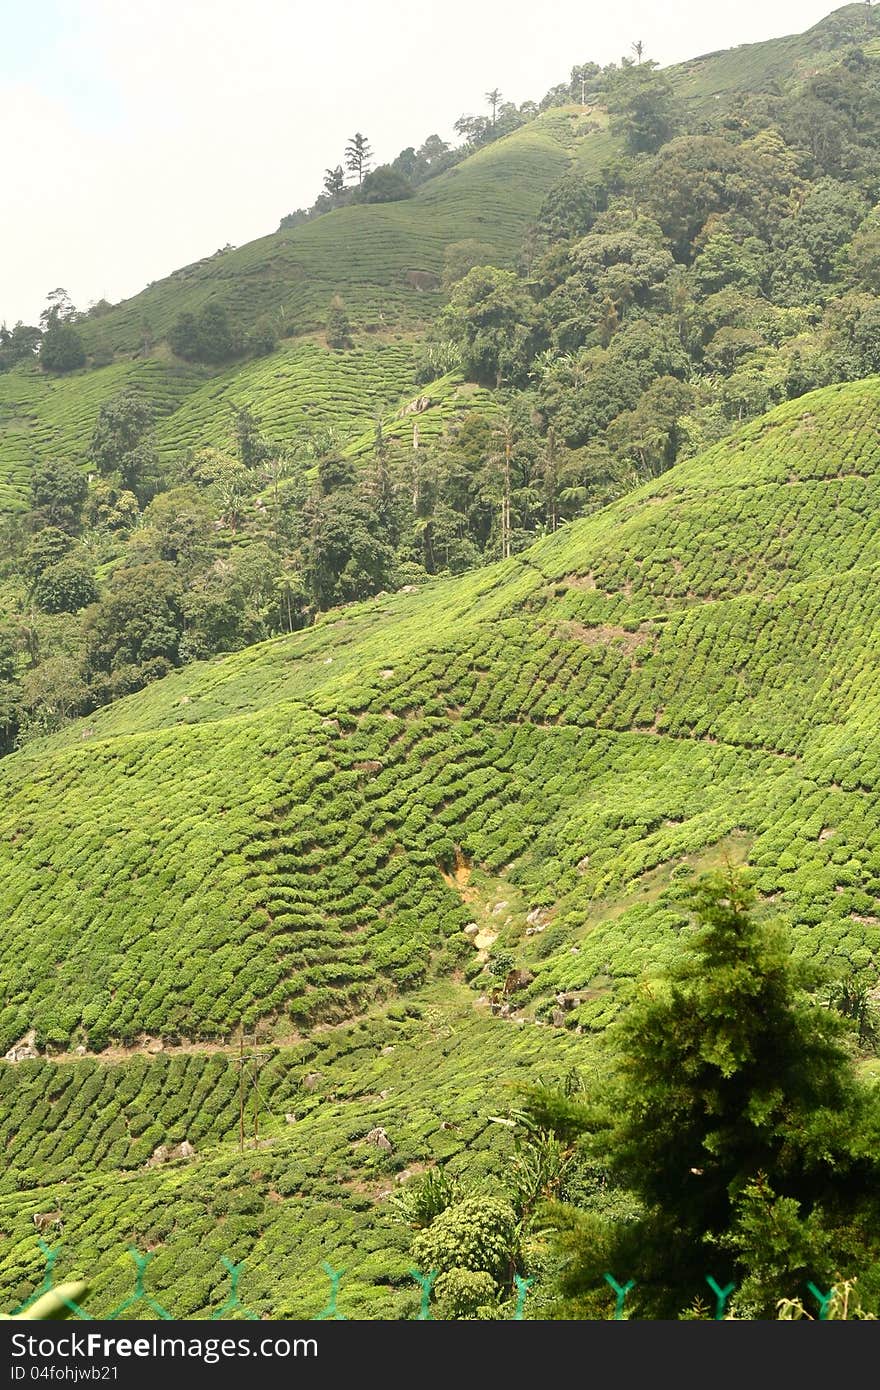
148,1144,170,1167
285,1113,298,1125
504,969,535,995
403,269,441,295
75,1045,87,1056
365,1127,393,1152
302,1072,321,1092
463,923,479,938
380,1045,395,1056
498,1003,512,1018
491,900,509,916
526,907,549,928
555,991,582,1011
576,855,590,873
4,1030,38,1063
400,585,419,593
551,1008,567,1027
176,1140,196,1159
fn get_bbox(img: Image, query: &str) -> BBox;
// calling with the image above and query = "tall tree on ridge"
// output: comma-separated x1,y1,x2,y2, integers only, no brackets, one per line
323,165,345,197
345,132,373,185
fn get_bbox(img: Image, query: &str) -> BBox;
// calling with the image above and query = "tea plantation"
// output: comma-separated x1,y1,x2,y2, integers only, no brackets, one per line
74,110,613,358
0,110,612,518
2,376,880,1310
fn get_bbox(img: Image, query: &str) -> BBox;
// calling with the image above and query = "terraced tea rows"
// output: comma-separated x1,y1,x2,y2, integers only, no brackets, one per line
2,378,880,1057
0,358,208,514
76,111,613,359
0,994,583,1318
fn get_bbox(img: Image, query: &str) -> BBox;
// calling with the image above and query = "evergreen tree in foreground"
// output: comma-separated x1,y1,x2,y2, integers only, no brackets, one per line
527,872,880,1317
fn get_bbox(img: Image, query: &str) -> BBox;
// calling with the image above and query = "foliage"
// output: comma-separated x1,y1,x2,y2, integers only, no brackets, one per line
411,1197,518,1279
40,323,86,374
606,60,679,154
325,296,352,350
356,166,413,204
169,302,243,364
527,872,880,1317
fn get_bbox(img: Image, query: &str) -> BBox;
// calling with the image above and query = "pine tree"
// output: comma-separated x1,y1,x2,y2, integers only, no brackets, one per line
529,872,880,1316
344,132,373,185
322,165,345,197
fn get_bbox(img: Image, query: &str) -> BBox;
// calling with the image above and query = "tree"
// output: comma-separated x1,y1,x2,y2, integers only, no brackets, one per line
322,165,345,197
357,165,413,203
167,312,200,360
40,322,85,373
454,114,492,147
344,132,373,185
846,217,880,293
0,321,41,371
533,872,880,1317
440,266,546,386
302,486,395,610
29,460,87,533
90,391,153,477
22,527,73,581
606,60,678,154
32,558,98,614
326,295,352,350
193,301,239,362
168,302,242,363
39,288,76,329
232,405,267,468
83,562,184,682
486,88,502,125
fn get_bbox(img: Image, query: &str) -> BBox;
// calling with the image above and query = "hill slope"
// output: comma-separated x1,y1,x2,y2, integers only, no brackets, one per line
2,375,880,1316
3,376,880,1053
0,110,612,517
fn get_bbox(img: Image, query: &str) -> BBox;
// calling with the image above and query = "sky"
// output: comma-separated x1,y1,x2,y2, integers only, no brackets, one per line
0,0,841,328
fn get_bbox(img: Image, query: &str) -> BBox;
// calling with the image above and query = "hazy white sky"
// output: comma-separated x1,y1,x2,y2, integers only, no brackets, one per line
1,0,838,328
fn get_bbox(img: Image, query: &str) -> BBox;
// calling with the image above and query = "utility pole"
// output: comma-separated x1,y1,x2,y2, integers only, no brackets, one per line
238,1027,244,1153
235,1025,273,1150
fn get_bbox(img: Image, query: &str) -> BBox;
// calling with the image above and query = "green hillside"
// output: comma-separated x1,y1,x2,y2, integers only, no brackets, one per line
77,110,613,357
2,378,880,1312
2,5,880,1321
668,2,878,107
0,111,611,517
4,376,880,1055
